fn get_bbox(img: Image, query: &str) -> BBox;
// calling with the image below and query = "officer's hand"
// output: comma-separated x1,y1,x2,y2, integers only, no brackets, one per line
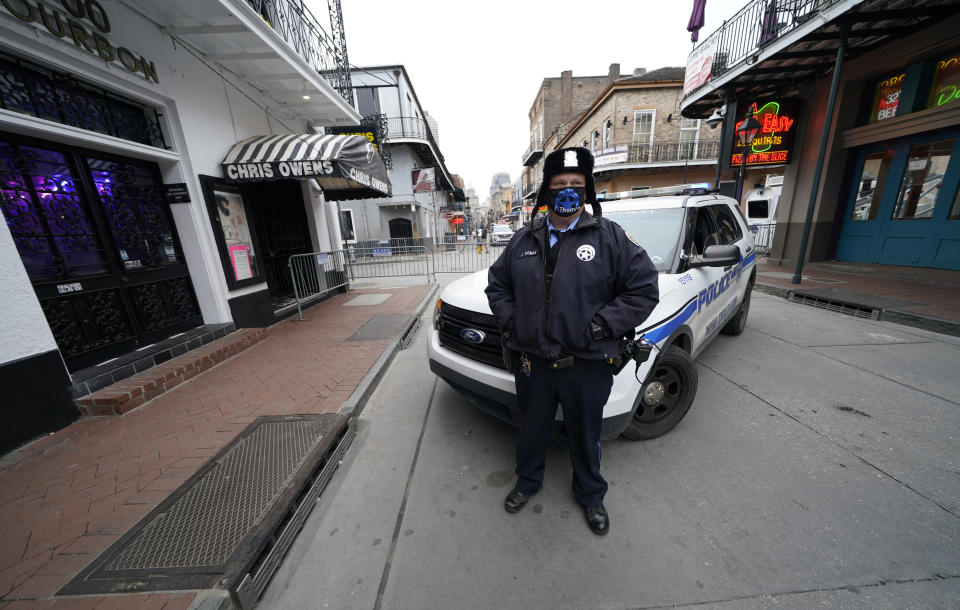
589,315,610,341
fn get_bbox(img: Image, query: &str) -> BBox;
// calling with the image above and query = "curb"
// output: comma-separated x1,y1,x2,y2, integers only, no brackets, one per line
755,282,960,337
339,283,440,418
879,309,960,338
754,282,791,299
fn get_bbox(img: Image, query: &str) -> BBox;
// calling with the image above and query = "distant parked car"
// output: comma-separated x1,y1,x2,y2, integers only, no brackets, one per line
489,224,514,246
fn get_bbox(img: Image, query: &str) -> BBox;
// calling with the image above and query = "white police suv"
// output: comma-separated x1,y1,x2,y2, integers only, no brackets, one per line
427,187,756,440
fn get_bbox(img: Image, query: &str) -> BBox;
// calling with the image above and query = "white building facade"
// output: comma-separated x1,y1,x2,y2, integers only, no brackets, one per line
334,65,455,245
0,0,379,451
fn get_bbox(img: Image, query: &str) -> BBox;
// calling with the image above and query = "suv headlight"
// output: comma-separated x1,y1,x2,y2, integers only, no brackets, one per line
433,299,443,330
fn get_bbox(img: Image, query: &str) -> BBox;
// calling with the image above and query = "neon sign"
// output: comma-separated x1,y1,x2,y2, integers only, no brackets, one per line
928,52,960,109
871,72,905,122
729,100,799,167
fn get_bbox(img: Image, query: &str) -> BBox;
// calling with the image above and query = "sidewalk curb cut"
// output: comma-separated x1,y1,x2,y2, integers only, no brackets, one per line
339,283,439,418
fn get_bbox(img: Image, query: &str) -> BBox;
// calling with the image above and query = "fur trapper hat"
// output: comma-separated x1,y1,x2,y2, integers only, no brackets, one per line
536,147,596,206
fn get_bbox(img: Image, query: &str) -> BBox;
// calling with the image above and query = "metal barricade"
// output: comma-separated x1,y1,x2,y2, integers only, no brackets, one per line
287,238,499,313
750,223,776,257
288,250,349,320
346,238,430,280
431,236,499,275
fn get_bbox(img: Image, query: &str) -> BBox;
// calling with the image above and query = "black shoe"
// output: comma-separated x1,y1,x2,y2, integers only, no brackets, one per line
504,488,538,513
584,503,609,535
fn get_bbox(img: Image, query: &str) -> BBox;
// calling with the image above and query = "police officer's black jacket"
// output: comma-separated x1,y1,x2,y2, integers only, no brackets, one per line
485,211,660,362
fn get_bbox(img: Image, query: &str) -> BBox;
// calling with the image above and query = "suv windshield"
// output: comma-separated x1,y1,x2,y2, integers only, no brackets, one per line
493,225,512,233
605,208,683,272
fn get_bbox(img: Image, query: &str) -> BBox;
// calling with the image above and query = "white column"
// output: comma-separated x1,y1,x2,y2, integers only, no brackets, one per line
0,211,60,367
302,180,332,253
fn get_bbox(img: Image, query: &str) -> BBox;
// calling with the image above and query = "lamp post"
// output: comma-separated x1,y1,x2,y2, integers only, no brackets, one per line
734,110,762,204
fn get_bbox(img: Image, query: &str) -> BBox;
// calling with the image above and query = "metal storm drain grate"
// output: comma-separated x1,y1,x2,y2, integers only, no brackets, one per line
60,414,355,608
789,293,877,319
348,314,410,341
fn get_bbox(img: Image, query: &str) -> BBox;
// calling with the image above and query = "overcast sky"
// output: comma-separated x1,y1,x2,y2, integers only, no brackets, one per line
309,0,746,198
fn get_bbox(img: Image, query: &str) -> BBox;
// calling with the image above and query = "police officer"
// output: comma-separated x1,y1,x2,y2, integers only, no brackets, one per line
485,147,659,535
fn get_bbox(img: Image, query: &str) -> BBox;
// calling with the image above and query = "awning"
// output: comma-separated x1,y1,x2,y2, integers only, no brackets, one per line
221,134,392,200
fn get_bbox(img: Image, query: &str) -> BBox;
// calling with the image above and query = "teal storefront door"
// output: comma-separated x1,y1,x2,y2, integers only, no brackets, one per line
837,130,960,270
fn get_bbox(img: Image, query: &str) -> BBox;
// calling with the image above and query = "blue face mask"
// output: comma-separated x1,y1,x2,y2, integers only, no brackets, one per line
548,187,586,217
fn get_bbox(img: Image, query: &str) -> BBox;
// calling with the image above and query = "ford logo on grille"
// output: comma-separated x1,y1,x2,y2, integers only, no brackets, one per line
460,328,486,344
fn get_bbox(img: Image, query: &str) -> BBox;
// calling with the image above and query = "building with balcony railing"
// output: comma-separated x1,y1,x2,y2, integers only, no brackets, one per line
0,0,385,452
680,0,960,272
552,67,725,194
338,65,458,242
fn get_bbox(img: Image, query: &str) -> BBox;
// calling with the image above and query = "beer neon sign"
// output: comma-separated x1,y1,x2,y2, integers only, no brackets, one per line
729,100,798,167
872,72,905,122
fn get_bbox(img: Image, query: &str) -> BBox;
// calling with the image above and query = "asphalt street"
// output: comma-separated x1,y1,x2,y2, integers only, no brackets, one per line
259,283,960,610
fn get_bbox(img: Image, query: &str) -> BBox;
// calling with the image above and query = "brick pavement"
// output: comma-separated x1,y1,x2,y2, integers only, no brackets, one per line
0,284,431,609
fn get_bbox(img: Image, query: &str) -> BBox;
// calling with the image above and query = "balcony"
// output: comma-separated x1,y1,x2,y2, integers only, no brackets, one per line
522,142,544,166
593,140,720,172
383,116,453,189
521,181,539,200
136,0,359,124
385,116,436,141
681,0,955,115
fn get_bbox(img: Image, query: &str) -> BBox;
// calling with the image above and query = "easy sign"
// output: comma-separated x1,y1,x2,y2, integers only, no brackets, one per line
730,99,800,167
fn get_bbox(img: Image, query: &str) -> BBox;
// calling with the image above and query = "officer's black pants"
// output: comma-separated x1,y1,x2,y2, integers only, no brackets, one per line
513,354,614,507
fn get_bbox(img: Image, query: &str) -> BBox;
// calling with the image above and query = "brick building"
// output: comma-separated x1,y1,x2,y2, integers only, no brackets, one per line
556,67,721,195
521,66,723,211
521,64,627,205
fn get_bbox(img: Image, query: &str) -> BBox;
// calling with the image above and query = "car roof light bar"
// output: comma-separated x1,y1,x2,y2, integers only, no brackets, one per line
598,183,714,201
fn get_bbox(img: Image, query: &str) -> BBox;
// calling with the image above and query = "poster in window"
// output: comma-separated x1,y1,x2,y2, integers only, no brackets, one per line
412,168,435,192
214,189,259,281
229,245,253,280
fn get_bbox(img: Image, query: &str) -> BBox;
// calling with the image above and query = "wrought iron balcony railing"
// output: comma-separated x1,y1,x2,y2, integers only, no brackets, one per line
384,116,435,141
384,116,447,161
521,181,539,199
245,0,353,105
684,0,843,100
522,141,544,166
600,140,720,165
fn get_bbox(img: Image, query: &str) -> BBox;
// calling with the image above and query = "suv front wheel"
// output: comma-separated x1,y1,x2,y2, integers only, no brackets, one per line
621,344,698,440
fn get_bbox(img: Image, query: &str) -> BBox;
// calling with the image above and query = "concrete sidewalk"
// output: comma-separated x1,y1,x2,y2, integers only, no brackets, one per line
755,260,960,335
0,282,433,609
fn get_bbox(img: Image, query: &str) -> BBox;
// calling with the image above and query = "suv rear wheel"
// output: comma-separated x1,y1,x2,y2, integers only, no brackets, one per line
621,345,698,440
720,281,753,336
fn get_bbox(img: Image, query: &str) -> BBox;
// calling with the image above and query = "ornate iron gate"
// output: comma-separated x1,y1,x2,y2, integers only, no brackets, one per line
0,135,201,371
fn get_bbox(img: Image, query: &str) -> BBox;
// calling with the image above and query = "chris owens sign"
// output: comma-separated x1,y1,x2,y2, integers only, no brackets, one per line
2,0,159,83
730,100,799,167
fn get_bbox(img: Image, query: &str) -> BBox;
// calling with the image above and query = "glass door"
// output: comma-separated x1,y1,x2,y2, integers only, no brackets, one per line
877,137,960,267
0,134,202,371
836,131,960,269
836,147,896,262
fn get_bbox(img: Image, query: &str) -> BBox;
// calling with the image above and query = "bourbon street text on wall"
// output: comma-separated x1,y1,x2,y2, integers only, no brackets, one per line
2,0,159,83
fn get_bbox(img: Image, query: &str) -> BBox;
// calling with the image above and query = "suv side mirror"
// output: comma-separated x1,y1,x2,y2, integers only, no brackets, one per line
687,244,740,268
